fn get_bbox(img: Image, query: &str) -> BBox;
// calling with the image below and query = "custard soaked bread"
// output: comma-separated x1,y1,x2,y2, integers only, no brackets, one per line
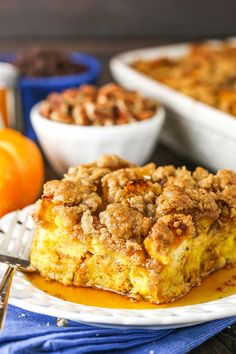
31,155,236,304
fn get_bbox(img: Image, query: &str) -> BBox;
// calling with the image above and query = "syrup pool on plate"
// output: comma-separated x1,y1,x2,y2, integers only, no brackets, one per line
27,266,236,310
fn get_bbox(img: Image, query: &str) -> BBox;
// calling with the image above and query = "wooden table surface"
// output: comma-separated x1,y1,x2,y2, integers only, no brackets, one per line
3,38,235,354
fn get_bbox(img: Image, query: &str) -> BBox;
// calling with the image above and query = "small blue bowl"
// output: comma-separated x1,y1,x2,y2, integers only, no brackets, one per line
0,52,101,140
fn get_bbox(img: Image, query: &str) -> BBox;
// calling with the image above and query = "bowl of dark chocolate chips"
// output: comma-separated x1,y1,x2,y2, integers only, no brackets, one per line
0,48,101,140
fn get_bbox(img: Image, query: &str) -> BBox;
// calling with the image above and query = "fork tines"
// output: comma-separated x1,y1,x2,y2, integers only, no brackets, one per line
0,212,33,268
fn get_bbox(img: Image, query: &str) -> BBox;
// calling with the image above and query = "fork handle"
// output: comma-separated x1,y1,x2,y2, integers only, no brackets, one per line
0,265,17,330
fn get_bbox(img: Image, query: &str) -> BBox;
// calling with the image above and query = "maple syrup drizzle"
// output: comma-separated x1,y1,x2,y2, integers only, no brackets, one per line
27,266,236,310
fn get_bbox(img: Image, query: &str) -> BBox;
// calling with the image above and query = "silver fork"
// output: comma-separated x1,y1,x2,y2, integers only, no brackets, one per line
0,211,34,330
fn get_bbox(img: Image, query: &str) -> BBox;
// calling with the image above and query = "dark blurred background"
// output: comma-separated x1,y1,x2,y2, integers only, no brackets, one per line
1,0,235,83
0,0,235,40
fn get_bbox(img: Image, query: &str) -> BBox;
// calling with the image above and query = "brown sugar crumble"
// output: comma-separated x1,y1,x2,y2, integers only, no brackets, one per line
31,155,236,304
132,42,236,117
217,276,236,292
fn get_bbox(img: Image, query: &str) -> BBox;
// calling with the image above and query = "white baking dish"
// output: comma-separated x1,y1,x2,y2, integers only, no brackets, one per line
110,39,236,171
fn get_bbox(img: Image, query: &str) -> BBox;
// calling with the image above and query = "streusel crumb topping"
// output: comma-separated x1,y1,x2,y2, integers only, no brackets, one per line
132,43,236,117
34,155,236,261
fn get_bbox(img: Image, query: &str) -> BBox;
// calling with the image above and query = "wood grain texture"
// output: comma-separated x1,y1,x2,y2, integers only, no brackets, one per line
192,325,236,353
0,0,235,39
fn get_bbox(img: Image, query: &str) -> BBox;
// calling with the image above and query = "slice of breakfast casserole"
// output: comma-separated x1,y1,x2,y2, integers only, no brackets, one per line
31,155,236,304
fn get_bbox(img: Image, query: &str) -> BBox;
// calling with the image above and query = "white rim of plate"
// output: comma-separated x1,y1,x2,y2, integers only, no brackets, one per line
1,205,236,329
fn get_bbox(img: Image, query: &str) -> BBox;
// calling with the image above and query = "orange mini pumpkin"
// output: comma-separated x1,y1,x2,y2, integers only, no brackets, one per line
0,128,44,217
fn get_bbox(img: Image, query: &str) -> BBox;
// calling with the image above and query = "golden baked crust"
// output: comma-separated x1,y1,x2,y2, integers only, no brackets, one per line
132,42,236,116
31,155,236,303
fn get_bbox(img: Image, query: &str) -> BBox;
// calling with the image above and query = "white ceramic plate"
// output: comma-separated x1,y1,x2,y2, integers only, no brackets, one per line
110,37,236,171
1,206,236,329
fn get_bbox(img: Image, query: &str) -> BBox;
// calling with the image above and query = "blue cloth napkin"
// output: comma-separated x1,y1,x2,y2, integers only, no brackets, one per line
1,305,235,354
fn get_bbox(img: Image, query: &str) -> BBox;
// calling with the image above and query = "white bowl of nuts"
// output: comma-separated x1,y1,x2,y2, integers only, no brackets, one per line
30,84,165,175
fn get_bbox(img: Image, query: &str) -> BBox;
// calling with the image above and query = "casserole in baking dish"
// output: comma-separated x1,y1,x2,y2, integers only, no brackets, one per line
110,39,236,170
